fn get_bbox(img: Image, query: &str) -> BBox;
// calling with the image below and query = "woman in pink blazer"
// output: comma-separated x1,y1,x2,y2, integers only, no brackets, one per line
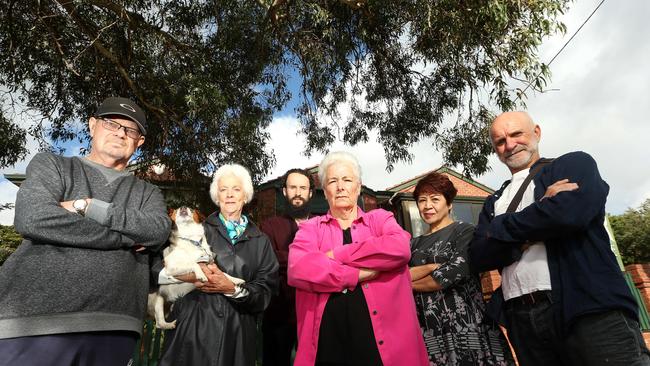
288,151,429,366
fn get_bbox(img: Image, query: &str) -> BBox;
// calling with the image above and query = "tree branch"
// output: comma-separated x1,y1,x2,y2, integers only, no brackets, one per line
72,19,119,64
53,0,193,135
84,0,191,50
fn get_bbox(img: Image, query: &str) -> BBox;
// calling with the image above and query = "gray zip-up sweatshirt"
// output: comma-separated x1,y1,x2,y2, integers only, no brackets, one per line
0,152,171,338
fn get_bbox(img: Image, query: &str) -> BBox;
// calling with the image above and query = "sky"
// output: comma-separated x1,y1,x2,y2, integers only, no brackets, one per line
1,0,649,225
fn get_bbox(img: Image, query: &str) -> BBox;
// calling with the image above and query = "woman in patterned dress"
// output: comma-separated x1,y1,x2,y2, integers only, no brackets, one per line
409,172,513,366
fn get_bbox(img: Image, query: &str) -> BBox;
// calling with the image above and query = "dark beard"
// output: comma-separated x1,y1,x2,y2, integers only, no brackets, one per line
286,197,311,220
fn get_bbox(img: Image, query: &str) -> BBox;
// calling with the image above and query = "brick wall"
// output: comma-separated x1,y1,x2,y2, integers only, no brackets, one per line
399,172,490,198
480,270,502,299
644,332,650,351
252,187,277,223
445,174,490,197
311,172,321,189
619,265,650,350
626,264,650,312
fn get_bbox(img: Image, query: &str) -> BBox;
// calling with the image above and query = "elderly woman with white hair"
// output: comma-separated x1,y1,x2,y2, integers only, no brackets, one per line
288,152,428,366
158,163,279,366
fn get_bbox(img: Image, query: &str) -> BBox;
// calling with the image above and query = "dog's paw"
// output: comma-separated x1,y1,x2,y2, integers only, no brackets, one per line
156,320,177,330
196,272,209,282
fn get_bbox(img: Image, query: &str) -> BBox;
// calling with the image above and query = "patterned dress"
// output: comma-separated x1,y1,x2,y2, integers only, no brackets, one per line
410,222,513,366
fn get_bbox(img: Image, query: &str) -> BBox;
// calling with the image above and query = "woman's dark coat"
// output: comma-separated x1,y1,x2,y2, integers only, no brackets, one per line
159,212,279,366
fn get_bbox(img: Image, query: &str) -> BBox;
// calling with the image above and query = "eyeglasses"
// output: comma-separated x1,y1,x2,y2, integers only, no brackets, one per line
97,117,142,139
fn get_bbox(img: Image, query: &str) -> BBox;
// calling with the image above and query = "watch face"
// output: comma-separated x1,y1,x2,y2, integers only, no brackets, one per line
73,199,86,211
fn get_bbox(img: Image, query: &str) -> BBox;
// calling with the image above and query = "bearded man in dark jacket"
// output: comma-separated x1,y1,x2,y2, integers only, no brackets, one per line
260,168,315,366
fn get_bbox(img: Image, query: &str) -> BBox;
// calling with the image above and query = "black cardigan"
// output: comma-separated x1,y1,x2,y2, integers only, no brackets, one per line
469,151,638,333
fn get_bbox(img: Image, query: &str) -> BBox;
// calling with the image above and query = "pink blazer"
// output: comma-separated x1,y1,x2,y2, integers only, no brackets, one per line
288,208,429,366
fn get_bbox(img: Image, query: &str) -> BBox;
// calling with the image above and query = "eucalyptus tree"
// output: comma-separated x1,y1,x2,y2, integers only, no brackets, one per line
0,0,569,185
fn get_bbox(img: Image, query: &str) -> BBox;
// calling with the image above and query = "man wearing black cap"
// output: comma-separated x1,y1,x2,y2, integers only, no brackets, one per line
0,97,171,365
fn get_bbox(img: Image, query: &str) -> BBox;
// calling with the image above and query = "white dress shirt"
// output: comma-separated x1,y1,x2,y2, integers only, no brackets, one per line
495,168,552,301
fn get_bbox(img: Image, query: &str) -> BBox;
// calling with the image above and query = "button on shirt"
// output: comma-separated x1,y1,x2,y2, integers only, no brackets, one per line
494,168,552,301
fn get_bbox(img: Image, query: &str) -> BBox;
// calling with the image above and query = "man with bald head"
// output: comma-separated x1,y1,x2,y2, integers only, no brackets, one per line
470,111,649,365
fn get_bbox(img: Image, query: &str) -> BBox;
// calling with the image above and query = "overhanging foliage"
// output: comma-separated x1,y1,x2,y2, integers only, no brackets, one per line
1,0,570,184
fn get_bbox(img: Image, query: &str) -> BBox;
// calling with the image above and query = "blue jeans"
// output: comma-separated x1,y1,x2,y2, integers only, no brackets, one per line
505,294,650,366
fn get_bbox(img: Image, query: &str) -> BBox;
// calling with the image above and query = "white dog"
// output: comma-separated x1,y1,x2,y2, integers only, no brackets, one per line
150,206,242,329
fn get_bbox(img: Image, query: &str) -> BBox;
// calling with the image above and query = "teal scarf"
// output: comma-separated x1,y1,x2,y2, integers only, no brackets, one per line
219,213,248,244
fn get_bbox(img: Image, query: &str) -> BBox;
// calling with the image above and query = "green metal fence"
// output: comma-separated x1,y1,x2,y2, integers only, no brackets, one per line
132,320,164,366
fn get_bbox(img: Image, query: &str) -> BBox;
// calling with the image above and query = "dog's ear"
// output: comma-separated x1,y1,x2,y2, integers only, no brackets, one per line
193,209,206,223
168,208,176,221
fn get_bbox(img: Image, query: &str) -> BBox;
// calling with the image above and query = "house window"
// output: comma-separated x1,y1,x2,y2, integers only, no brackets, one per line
401,199,484,237
451,201,483,224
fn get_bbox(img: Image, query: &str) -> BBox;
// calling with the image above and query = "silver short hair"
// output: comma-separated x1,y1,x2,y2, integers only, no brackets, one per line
318,151,362,184
209,164,254,206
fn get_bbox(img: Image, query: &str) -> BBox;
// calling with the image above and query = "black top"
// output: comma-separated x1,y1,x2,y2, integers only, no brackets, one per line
410,222,513,365
259,215,300,326
315,228,383,366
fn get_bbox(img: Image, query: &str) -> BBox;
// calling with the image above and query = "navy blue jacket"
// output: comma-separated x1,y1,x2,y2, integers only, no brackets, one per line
469,151,638,332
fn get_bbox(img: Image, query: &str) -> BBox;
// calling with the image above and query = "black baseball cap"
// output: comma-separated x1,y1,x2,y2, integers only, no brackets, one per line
96,97,147,135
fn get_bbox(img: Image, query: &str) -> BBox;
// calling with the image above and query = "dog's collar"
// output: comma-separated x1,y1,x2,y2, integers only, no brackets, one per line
178,236,202,247
178,236,213,263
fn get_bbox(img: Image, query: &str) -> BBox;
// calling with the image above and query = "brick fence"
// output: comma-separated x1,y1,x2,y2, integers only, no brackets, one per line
621,264,650,349
626,264,650,309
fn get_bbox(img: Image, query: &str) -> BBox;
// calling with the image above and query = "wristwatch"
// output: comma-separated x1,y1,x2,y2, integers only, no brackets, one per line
73,199,88,216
